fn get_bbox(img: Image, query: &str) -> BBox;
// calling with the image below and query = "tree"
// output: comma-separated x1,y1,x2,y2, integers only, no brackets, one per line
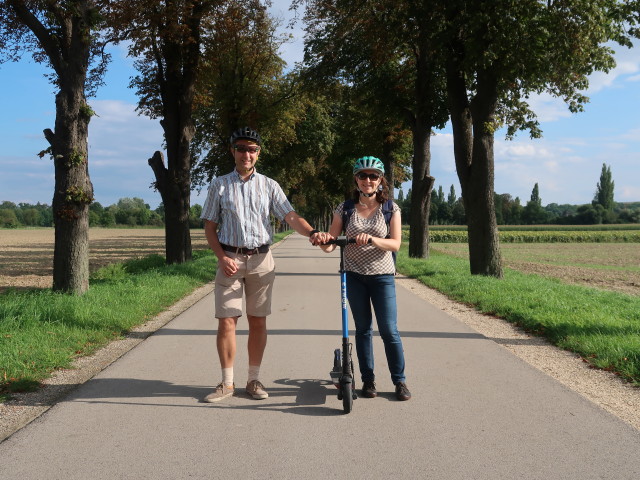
522,183,548,224
443,0,627,277
301,0,449,258
593,163,615,212
190,0,295,185
0,209,19,228
1,0,108,294
101,0,213,264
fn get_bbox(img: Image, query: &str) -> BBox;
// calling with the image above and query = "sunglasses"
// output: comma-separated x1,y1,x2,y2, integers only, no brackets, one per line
233,144,260,153
356,172,381,181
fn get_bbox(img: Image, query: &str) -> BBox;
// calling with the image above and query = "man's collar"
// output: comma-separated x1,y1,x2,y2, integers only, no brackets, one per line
233,167,257,180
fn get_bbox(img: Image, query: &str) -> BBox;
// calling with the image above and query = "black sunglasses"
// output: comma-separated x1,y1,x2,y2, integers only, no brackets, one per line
356,172,381,181
233,144,260,153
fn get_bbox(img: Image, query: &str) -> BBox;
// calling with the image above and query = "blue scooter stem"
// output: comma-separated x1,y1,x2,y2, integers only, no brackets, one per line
324,235,370,339
340,270,349,338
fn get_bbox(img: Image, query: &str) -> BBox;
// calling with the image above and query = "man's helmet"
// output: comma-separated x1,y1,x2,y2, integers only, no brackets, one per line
353,156,385,175
230,127,262,146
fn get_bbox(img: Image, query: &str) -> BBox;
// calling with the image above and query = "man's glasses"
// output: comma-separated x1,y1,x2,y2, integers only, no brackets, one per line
356,172,381,181
233,144,260,154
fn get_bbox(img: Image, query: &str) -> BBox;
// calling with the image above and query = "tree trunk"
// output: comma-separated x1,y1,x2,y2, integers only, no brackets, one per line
447,59,503,277
48,16,93,294
8,0,96,294
148,2,204,264
149,151,192,264
382,131,396,199
49,85,93,293
408,120,435,258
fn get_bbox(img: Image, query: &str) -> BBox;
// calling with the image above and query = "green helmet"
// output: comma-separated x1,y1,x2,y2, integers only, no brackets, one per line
353,156,385,175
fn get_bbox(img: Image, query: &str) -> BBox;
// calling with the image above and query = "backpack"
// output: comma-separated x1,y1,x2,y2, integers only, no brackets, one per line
341,198,397,265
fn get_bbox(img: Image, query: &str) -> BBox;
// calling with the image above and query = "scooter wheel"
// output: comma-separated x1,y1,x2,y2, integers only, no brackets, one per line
342,382,353,413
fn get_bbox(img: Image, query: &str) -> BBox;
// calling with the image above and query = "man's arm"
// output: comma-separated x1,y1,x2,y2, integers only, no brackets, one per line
204,219,238,277
284,210,329,245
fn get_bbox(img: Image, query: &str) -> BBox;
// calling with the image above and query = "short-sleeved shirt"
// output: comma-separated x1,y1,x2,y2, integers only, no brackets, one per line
335,201,400,275
200,169,294,248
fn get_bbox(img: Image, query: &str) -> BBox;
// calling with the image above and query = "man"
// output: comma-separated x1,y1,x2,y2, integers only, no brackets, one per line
200,127,326,402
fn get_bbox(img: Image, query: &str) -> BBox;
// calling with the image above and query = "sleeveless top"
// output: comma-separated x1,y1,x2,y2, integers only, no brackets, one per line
334,201,399,275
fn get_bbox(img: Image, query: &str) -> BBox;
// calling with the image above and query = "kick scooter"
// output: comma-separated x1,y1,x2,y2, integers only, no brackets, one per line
328,236,358,413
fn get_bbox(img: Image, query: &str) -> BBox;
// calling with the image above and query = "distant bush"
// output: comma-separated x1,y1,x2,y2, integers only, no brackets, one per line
425,229,640,243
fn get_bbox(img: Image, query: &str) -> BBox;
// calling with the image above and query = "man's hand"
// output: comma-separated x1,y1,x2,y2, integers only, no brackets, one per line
220,255,239,277
310,231,333,246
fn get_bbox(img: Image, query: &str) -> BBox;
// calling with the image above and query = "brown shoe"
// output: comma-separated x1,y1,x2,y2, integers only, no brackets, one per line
395,382,411,401
246,380,269,400
203,383,234,403
361,380,377,398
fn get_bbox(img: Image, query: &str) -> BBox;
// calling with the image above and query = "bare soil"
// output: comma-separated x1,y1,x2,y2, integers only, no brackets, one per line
0,228,209,293
432,243,640,296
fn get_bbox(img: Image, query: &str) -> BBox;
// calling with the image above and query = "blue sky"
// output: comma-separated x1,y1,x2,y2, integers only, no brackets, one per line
1,1,639,210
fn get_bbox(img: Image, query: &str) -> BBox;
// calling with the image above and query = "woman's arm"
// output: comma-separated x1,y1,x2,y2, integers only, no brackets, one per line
319,213,343,253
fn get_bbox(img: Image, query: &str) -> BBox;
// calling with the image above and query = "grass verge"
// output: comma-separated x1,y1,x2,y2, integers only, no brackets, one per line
0,250,217,400
0,231,289,401
396,247,640,386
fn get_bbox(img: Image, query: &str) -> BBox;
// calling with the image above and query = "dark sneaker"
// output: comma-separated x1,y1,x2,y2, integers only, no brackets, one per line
395,382,411,401
203,382,234,403
361,380,377,398
246,380,269,399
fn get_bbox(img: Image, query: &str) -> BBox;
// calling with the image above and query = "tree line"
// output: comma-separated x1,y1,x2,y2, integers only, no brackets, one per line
411,163,640,226
4,161,638,229
0,198,203,229
2,1,639,293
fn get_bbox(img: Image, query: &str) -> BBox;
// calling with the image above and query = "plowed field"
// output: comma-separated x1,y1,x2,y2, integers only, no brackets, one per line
0,228,208,292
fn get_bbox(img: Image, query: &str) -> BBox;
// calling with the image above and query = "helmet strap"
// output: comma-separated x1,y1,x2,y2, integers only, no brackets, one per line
359,190,376,198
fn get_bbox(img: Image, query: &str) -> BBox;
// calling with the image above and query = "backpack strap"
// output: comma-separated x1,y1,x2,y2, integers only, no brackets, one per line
341,199,356,234
381,199,394,238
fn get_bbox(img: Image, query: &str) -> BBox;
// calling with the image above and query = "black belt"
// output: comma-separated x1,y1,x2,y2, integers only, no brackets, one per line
220,243,270,255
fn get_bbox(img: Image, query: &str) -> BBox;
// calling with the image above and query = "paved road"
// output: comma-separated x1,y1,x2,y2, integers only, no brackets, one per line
1,234,639,479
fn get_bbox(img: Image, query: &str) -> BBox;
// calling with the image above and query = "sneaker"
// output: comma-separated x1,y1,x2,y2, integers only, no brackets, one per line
361,380,377,398
203,382,234,403
246,380,269,400
395,382,411,401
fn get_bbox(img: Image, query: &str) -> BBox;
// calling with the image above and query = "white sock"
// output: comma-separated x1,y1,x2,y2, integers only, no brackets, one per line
248,365,260,383
222,367,234,387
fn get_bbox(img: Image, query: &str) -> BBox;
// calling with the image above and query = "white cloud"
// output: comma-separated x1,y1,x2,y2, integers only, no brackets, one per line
587,41,640,93
525,93,573,122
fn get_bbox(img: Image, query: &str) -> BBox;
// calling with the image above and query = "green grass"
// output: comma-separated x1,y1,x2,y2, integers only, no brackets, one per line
0,231,289,401
396,246,640,385
0,250,217,399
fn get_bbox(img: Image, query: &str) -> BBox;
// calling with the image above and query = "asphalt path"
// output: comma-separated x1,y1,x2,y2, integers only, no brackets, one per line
1,234,639,479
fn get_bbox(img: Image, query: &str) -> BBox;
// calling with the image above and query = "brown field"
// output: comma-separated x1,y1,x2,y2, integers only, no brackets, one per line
1,228,638,296
0,228,209,292
432,243,640,296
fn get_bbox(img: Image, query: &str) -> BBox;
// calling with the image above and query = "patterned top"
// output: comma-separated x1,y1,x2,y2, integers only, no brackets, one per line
200,169,294,248
335,201,400,275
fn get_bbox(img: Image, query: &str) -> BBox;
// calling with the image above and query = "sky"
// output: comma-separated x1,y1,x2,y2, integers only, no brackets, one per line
1,1,639,211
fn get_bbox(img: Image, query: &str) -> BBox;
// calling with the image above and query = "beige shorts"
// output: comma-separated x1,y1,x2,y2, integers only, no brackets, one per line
214,250,276,318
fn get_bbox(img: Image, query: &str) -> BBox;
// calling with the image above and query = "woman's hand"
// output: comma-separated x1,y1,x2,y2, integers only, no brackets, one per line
354,233,373,246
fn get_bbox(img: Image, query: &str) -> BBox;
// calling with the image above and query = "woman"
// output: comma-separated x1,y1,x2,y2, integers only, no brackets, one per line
320,156,410,401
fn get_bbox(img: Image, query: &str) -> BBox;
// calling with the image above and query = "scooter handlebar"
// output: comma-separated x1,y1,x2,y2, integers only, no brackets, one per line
324,236,372,247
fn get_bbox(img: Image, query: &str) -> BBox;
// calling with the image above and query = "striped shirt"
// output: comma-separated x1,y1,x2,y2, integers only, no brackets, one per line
200,169,294,248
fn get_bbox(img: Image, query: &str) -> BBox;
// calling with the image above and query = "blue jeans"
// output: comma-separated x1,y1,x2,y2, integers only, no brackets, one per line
346,272,406,384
